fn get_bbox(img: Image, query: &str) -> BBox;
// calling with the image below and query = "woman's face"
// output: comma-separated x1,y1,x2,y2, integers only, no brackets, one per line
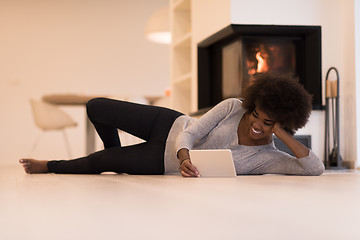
248,108,275,142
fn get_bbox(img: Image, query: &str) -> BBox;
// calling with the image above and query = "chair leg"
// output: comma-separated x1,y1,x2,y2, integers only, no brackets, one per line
62,130,72,159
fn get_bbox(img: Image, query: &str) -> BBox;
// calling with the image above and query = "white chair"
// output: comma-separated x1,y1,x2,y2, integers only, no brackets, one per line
29,99,77,158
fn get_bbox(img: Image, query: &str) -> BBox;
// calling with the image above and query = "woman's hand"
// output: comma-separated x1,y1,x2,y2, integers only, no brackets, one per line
272,122,285,137
272,122,310,158
177,148,200,177
180,159,200,177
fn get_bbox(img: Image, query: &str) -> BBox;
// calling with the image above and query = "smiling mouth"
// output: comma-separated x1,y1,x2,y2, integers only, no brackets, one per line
251,127,262,134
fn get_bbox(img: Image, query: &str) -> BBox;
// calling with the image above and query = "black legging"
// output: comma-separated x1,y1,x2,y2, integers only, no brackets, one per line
47,98,183,174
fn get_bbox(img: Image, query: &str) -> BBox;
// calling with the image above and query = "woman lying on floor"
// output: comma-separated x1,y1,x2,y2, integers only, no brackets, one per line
19,72,325,177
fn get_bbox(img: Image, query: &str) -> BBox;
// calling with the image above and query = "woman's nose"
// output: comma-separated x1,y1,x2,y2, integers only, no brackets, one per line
252,120,262,129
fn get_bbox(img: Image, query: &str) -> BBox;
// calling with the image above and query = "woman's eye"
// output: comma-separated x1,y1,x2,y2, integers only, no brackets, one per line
252,112,258,118
264,122,273,126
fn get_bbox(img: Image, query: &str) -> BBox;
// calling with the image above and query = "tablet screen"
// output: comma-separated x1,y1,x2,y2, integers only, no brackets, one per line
189,149,236,177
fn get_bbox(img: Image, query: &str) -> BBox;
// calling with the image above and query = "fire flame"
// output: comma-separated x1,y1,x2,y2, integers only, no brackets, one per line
256,51,269,73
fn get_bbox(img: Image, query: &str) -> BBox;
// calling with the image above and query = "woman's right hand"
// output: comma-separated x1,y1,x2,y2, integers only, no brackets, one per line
180,159,200,177
177,148,200,177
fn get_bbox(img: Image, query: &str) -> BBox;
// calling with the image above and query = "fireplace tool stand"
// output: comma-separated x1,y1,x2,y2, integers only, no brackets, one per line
324,67,346,169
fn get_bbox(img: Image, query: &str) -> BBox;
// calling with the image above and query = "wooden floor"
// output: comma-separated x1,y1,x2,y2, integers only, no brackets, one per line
1,164,360,240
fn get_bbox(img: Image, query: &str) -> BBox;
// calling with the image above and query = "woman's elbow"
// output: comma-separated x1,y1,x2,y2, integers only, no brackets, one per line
304,163,325,176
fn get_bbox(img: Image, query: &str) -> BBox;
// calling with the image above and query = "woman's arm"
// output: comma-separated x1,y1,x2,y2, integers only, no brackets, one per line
271,123,324,175
272,123,309,159
176,98,240,152
175,99,241,177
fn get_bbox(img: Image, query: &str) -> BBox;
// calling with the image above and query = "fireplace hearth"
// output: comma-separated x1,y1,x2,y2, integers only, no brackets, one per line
197,24,322,111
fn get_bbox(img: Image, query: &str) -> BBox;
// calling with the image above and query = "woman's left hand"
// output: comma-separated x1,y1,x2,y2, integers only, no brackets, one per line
272,122,285,137
271,122,310,158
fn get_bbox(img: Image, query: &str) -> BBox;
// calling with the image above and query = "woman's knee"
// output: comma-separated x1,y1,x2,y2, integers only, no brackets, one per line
86,97,108,119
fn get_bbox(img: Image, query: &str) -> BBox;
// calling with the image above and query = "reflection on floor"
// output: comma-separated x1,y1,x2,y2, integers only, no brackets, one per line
1,164,360,240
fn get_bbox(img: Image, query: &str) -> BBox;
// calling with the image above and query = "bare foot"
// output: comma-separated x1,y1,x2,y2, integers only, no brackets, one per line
19,159,49,174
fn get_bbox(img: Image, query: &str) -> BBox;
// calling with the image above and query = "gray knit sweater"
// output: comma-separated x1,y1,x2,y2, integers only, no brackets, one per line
164,98,325,176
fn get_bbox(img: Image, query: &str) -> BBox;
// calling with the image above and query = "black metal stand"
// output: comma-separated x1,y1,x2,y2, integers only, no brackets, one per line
324,67,347,170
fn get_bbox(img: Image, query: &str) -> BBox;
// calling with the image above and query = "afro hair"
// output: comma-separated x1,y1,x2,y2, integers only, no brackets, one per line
242,72,313,135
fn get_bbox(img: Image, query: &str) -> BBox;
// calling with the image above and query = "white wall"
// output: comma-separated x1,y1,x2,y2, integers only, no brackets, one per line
190,0,231,111
339,0,356,166
0,0,169,165
192,0,357,164
356,0,360,169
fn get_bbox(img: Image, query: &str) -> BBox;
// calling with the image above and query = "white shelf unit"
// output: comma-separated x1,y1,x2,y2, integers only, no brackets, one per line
170,0,192,114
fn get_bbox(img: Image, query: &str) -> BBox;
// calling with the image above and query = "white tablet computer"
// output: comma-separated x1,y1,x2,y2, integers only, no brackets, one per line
189,149,236,177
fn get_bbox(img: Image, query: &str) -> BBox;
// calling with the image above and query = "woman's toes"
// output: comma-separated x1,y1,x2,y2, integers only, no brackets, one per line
19,159,49,174
19,159,31,164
